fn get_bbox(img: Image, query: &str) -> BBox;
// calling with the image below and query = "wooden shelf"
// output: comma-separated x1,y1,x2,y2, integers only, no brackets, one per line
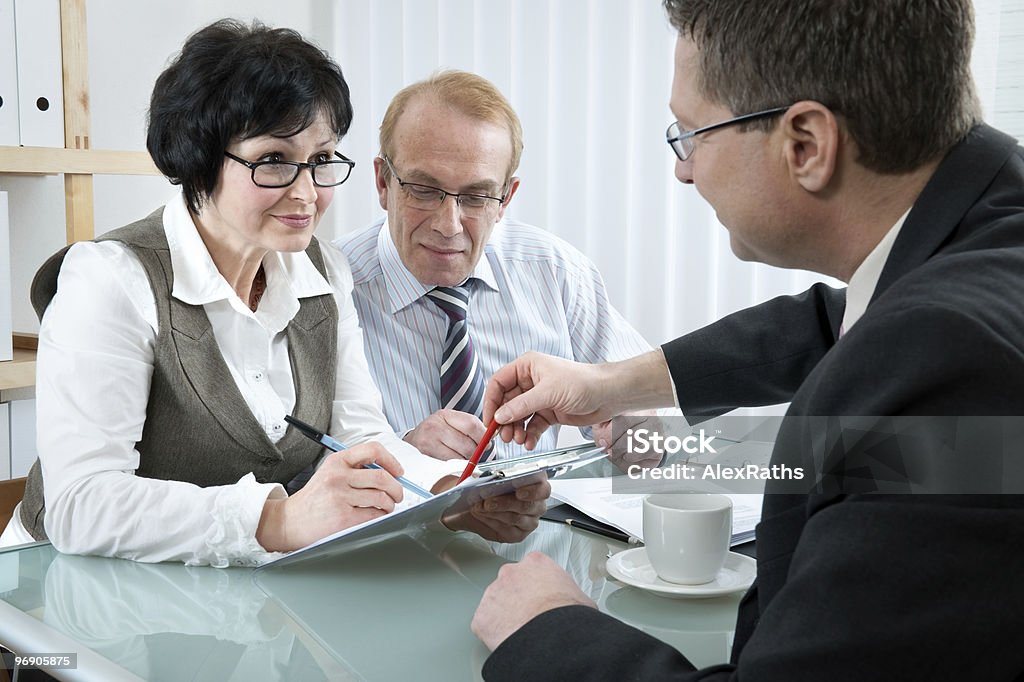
0,146,159,176
1,0,150,403
0,348,37,403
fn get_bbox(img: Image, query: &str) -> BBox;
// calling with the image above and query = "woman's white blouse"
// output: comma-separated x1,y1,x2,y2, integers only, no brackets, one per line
2,194,458,566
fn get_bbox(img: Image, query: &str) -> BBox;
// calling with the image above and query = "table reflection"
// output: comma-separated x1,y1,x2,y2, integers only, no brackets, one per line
41,552,335,682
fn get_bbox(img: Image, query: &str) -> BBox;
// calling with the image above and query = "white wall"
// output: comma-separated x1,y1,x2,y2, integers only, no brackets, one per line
975,0,1024,139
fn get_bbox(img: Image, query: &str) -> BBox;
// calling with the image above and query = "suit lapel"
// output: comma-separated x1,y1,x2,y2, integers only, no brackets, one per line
873,124,1018,302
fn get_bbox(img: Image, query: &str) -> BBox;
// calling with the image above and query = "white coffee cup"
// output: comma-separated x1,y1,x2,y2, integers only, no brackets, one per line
642,493,732,585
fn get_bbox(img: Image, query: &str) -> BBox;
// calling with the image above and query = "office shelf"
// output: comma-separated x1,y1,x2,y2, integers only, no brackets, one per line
1,0,161,399
0,146,158,176
0,349,36,403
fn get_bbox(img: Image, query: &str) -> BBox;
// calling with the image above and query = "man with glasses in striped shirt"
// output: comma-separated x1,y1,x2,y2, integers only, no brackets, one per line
337,71,651,464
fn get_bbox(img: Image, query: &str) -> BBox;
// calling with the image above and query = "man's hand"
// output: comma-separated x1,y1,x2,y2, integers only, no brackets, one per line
593,413,667,472
441,477,551,543
404,409,487,460
483,350,675,450
471,551,597,651
482,353,618,450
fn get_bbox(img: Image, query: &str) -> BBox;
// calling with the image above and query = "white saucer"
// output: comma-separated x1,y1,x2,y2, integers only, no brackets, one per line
606,548,756,599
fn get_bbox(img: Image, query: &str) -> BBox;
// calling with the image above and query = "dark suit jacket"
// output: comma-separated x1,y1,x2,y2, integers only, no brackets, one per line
483,124,1024,680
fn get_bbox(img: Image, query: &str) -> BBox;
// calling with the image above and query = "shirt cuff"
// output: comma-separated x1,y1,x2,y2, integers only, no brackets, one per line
666,364,682,410
198,473,287,568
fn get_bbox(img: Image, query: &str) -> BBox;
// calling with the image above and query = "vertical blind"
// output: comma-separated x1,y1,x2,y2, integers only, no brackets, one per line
323,0,1024,347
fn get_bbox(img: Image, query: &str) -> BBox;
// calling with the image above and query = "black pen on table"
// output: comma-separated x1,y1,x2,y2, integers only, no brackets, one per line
563,518,643,546
284,415,433,498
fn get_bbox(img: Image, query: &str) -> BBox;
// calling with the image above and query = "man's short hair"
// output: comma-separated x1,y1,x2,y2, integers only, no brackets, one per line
662,0,982,173
379,70,524,185
147,19,354,214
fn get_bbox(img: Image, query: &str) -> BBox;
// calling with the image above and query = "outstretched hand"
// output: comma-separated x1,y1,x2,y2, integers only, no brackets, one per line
482,350,676,450
482,352,618,450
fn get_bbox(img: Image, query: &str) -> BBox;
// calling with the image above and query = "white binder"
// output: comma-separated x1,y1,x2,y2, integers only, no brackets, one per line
0,404,10,480
0,191,11,362
0,0,18,145
9,399,36,478
14,0,64,147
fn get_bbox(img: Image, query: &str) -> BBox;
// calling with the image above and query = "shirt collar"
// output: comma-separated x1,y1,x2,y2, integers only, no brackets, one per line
841,208,911,333
377,215,501,314
163,192,333,330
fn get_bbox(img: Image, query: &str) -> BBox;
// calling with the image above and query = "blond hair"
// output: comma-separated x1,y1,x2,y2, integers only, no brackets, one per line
379,70,523,183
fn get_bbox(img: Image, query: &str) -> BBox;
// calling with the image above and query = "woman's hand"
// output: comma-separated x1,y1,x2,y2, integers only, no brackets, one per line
256,442,405,553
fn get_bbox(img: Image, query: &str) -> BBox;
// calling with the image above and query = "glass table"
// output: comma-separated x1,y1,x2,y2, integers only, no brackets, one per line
0,517,745,681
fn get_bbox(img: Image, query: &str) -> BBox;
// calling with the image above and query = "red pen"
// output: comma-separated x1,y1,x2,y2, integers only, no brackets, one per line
457,418,499,484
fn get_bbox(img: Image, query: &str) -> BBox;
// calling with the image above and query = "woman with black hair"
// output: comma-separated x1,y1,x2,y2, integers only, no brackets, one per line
0,19,534,565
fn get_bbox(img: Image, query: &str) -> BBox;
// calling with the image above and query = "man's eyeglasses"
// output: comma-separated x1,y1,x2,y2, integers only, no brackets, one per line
666,106,791,161
224,151,356,188
382,156,508,217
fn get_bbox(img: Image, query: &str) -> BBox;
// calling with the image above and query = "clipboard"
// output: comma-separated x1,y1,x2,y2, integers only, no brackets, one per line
474,442,606,477
256,443,607,571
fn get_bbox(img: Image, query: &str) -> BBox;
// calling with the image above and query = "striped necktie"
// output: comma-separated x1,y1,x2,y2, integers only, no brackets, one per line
426,284,485,416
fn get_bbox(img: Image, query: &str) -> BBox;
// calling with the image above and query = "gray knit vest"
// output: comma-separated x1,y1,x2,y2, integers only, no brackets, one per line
20,208,335,540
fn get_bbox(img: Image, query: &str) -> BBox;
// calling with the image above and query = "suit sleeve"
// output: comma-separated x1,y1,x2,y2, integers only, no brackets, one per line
661,283,844,419
483,605,718,682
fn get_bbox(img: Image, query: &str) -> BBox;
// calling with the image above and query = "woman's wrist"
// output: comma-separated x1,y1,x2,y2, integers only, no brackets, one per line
256,497,288,553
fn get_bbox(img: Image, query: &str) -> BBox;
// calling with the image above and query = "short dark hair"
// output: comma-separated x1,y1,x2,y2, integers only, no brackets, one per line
662,0,981,173
147,19,353,213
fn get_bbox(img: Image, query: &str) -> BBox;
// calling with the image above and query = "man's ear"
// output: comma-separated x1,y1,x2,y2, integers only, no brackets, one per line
495,177,521,221
780,102,841,193
373,156,389,210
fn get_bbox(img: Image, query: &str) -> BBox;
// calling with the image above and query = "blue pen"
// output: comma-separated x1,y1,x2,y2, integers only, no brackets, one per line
284,415,433,498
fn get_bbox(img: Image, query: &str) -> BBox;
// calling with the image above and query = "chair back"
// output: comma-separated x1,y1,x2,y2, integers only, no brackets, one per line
0,478,26,532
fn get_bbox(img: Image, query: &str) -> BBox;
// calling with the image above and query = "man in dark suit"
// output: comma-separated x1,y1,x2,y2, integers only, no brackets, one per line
469,0,1024,679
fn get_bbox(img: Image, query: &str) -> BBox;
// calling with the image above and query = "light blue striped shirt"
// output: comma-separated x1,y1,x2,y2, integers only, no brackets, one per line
336,216,652,459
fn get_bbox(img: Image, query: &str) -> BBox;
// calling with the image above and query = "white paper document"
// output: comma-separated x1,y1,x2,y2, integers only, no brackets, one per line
550,477,762,546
